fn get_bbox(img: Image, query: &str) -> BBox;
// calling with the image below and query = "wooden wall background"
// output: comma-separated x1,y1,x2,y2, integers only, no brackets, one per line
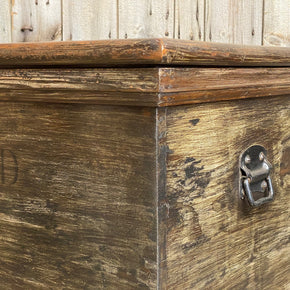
0,0,289,46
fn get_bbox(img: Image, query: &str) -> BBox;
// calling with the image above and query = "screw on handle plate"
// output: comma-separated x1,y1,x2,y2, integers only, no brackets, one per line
240,145,274,207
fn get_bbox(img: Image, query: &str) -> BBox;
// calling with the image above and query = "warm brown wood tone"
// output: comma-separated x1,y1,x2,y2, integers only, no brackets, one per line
161,96,290,289
0,39,289,289
0,67,289,107
0,38,290,68
158,67,290,106
0,103,157,289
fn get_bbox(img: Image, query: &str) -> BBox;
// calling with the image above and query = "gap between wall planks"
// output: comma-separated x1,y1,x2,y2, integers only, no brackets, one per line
62,0,117,40
0,0,289,45
205,0,263,45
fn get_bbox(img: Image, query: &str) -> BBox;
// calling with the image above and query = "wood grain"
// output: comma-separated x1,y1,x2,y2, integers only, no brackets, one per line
158,67,290,106
0,66,289,107
175,0,204,41
0,0,11,43
118,0,174,39
263,0,290,47
62,0,117,41
0,103,157,289
161,96,290,289
11,0,62,42
0,39,290,68
205,0,263,45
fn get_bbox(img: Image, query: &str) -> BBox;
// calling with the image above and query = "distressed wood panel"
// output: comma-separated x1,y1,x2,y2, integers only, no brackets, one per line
0,103,157,289
0,67,290,107
158,67,290,106
205,0,263,45
263,0,290,47
175,0,204,41
62,0,117,41
0,0,11,43
118,0,174,39
162,96,290,289
11,0,62,42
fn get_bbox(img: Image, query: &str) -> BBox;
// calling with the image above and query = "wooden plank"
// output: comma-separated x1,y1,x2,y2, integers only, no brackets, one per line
0,0,11,43
0,39,290,68
0,102,157,289
205,0,263,45
62,0,117,41
263,0,290,47
158,67,290,106
11,0,62,42
175,0,204,41
0,67,289,107
118,0,174,39
161,96,290,288
0,68,159,107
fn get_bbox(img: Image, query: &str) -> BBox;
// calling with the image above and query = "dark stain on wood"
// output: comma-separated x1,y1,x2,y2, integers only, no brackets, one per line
189,118,199,126
163,96,290,289
0,103,157,289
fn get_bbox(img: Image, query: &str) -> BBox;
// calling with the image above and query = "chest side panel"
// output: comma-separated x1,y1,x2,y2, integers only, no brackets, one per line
0,103,157,289
163,96,290,289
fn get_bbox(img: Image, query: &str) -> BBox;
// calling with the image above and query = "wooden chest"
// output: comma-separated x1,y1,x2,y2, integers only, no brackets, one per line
0,39,289,289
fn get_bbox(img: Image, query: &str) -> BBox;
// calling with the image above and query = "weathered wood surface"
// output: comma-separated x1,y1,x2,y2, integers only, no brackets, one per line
0,0,11,43
175,0,204,41
158,67,290,106
11,0,62,42
62,0,117,41
1,0,290,47
205,0,263,45
263,0,290,47
0,103,157,289
0,39,290,68
161,96,290,289
0,67,289,107
119,0,174,39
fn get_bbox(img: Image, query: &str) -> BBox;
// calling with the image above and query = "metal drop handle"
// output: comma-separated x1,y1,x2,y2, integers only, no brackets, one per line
240,145,274,207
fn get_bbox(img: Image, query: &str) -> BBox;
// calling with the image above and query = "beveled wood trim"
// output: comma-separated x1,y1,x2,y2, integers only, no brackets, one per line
157,67,290,106
0,67,289,107
0,38,289,68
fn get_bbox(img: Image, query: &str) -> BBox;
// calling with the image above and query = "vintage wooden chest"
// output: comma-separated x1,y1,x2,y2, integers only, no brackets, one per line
0,39,289,289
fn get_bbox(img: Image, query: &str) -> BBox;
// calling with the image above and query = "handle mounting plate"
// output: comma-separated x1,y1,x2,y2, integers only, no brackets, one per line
239,145,274,207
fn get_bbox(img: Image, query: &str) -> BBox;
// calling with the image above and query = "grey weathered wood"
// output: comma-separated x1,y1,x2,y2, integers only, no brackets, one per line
263,0,290,47
205,0,263,45
62,0,117,41
118,0,174,38
11,0,62,42
175,0,204,41
0,0,11,43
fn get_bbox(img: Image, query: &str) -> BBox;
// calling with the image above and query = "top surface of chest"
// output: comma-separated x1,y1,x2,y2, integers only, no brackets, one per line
0,38,290,107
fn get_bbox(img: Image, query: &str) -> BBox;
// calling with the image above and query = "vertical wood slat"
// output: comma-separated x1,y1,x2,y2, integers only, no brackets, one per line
118,0,174,39
263,0,290,47
62,0,117,41
11,0,62,42
175,0,204,41
205,0,263,45
0,0,11,43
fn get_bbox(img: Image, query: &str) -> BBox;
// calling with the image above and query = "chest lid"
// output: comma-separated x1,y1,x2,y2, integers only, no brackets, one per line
0,39,289,107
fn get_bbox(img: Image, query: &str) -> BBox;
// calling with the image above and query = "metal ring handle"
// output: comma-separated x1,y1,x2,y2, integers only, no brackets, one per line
243,176,274,207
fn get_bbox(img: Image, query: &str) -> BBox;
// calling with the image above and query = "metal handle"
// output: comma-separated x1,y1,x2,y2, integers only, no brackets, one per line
243,176,274,207
240,145,275,207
